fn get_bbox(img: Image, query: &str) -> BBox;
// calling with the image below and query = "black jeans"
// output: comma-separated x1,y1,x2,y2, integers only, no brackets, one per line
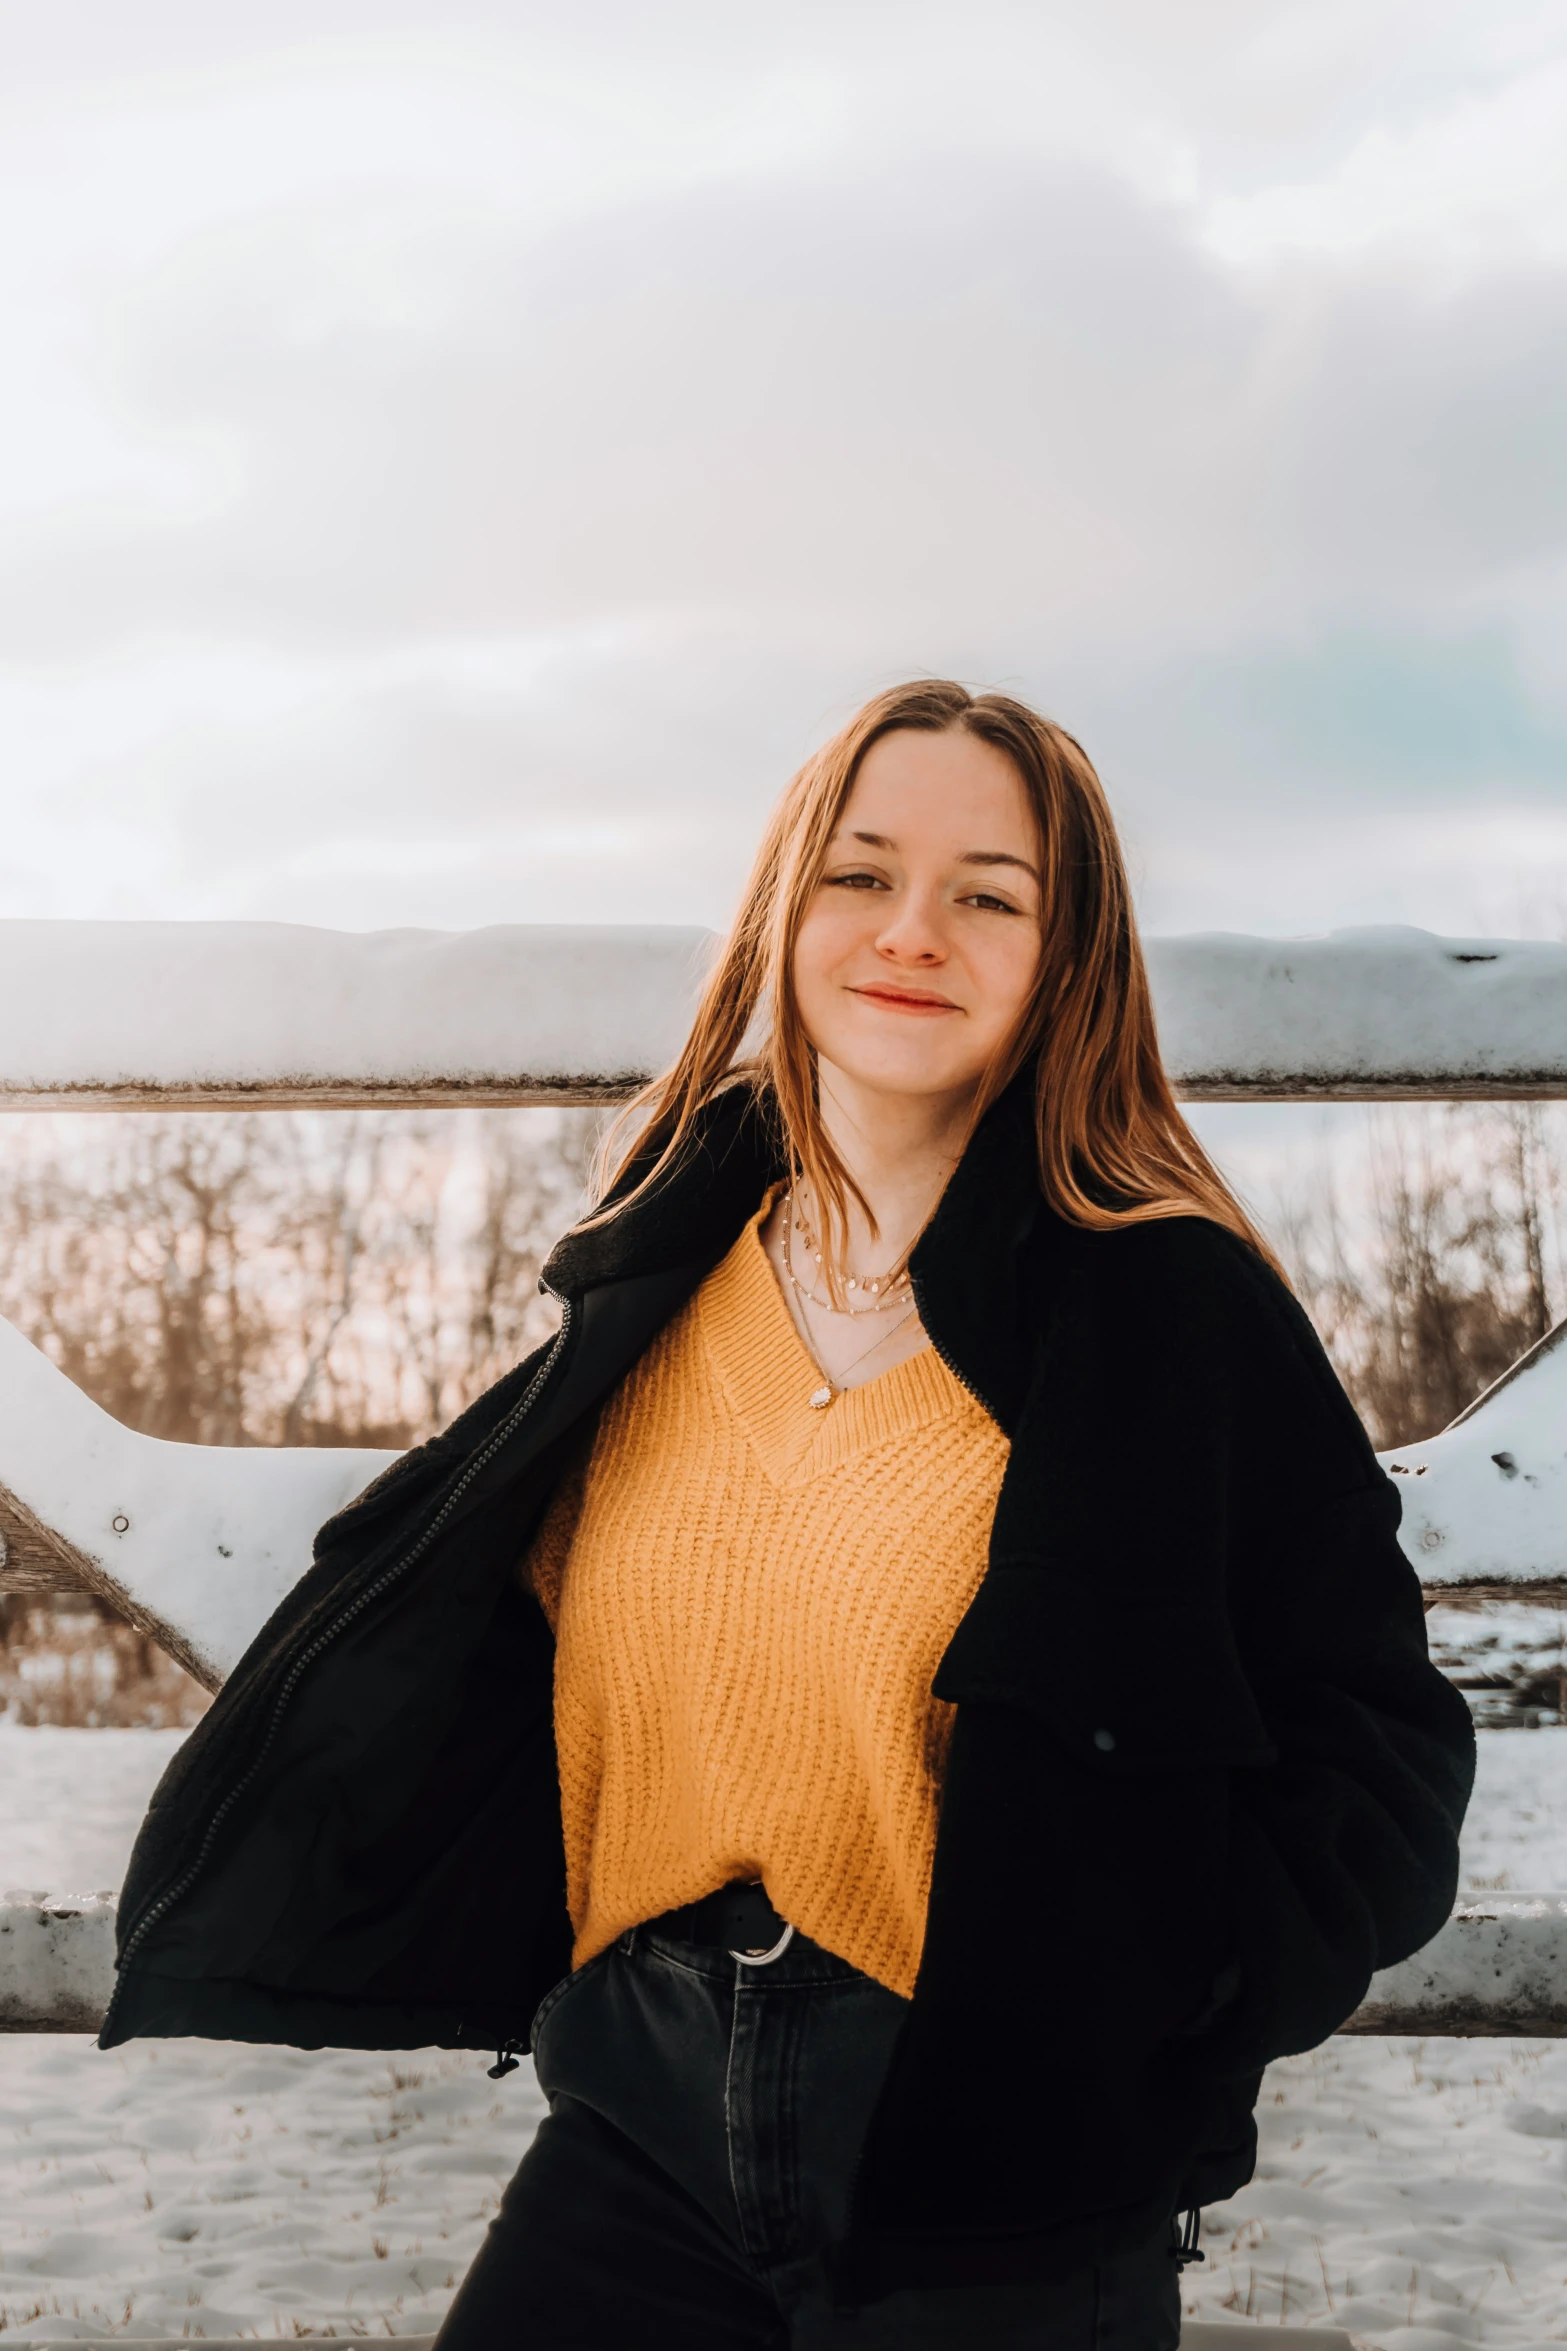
435,1922,1183,2347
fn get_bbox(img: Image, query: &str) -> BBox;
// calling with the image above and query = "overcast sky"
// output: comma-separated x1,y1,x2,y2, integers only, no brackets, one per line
1,0,1564,944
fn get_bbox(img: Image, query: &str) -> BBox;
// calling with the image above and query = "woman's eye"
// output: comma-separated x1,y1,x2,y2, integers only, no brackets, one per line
961,890,1022,915
826,869,888,892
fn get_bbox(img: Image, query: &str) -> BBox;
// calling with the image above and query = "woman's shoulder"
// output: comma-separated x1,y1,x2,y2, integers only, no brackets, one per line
1054,1199,1284,1307
1048,1208,1372,1462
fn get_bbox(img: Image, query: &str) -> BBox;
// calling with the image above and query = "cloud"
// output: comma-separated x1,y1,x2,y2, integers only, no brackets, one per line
1200,51,1567,271
0,0,1562,938
13,148,1564,653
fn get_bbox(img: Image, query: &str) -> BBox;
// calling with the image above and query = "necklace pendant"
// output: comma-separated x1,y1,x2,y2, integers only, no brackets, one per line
807,1383,834,1410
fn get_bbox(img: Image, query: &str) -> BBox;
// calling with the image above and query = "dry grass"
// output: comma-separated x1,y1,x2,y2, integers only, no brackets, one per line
0,1595,210,1728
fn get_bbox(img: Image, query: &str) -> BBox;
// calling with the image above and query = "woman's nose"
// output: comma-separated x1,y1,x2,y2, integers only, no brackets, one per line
874,892,947,964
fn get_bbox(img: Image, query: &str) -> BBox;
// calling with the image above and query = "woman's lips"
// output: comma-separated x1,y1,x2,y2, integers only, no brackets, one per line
849,984,960,1016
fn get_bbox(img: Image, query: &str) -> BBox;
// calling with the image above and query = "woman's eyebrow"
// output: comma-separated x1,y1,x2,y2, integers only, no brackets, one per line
959,850,1039,881
844,830,1040,883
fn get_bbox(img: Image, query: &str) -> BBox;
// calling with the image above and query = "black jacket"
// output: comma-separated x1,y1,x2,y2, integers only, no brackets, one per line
102,1081,1473,2296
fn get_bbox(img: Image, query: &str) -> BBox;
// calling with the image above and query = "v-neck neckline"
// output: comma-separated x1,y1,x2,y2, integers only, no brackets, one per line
693,1200,973,1487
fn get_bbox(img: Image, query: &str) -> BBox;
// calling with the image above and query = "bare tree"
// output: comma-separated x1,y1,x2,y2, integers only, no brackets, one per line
9,1095,1562,1725
0,1105,598,1722
1273,1103,1567,1449
0,1105,594,1450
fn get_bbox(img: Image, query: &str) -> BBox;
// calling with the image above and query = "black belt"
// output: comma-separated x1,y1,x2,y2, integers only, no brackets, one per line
648,1881,796,1964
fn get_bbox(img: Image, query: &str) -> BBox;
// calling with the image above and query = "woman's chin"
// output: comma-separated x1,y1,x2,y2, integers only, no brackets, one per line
818,1053,987,1108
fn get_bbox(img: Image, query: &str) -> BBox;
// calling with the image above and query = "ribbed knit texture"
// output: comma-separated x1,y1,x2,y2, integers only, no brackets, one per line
524,1202,1009,1998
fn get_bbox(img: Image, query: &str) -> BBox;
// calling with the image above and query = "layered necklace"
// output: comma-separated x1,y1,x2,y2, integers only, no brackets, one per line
780,1185,920,1409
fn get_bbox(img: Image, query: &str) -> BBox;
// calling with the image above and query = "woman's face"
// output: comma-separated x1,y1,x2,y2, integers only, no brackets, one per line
792,726,1043,1113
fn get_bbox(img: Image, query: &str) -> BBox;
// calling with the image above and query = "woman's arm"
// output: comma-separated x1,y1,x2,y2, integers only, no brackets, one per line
1135,1225,1476,2073
1205,1468,1475,2071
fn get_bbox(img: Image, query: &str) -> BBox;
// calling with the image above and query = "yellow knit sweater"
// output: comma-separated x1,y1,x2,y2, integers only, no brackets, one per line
524,1202,1009,1998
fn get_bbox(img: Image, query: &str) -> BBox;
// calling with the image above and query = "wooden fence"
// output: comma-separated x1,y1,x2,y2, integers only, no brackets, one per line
3,919,1566,2034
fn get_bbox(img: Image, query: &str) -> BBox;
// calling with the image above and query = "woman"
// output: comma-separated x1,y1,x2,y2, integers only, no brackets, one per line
103,682,1474,2347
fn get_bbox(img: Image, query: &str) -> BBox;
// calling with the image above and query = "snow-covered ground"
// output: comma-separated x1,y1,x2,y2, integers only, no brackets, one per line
3,1724,1567,2343
0,1728,535,2342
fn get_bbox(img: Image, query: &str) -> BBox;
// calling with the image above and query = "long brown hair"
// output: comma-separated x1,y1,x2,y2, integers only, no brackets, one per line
593,679,1278,1275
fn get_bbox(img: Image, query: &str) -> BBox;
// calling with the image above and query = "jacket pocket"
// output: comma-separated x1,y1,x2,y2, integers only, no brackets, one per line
932,1561,1277,1775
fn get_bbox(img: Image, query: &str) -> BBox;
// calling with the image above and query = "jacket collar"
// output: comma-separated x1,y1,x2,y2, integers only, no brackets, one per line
542,1085,786,1301
542,1075,1047,1435
908,1075,1046,1434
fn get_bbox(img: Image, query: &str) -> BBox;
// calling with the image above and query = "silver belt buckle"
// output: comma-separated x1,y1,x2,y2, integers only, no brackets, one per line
729,1922,795,1967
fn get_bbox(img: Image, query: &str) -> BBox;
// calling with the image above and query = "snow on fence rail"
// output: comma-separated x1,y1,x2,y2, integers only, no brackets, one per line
0,919,713,1109
0,918,1566,1107
3,916,1567,2041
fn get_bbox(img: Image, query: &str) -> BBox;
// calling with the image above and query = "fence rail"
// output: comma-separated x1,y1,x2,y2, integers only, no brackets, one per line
1,919,1566,1108
6,1889,1564,2040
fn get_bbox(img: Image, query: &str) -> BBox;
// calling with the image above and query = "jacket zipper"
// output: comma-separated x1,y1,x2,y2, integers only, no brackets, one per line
100,1296,577,2045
